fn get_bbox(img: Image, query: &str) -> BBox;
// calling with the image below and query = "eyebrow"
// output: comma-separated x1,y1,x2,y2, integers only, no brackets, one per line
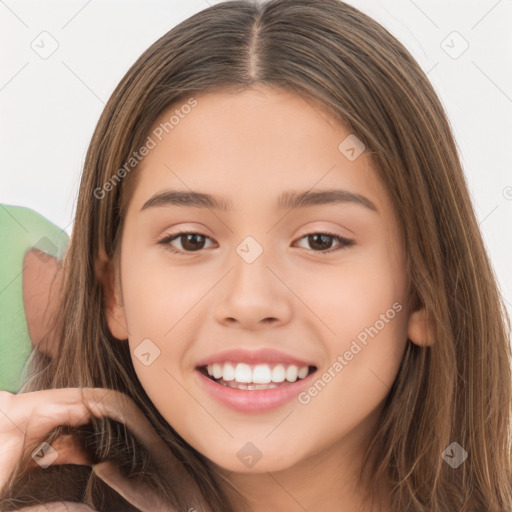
140,189,378,213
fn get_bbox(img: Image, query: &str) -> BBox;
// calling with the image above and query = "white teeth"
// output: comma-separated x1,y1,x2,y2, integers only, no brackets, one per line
205,362,311,384
297,366,309,379
212,364,223,380
235,363,252,383
285,365,298,382
223,363,235,381
271,364,286,383
252,365,272,384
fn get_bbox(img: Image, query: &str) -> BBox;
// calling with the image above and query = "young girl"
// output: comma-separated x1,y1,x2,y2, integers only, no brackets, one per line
1,0,511,510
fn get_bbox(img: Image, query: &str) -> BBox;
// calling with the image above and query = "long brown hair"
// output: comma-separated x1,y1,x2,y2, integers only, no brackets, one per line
2,0,511,510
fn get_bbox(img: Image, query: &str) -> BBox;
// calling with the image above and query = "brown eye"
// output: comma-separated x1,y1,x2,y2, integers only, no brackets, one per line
180,233,207,251
294,232,354,253
308,234,334,251
158,232,216,254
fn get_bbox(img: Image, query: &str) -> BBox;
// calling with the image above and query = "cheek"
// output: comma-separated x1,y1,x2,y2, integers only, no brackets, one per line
121,250,210,336
302,251,406,334
120,250,216,395
302,248,409,386
297,267,407,441
119,253,200,407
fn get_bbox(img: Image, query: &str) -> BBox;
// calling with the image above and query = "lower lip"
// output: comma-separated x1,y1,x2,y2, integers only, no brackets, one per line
195,369,316,414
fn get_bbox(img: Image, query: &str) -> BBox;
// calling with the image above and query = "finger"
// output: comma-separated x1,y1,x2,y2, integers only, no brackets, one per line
24,402,96,444
92,460,179,512
2,388,106,441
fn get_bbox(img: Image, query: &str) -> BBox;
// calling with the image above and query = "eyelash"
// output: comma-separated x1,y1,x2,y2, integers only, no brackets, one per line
157,230,355,256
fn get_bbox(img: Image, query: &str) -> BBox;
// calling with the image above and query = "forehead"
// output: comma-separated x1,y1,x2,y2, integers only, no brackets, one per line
128,87,390,219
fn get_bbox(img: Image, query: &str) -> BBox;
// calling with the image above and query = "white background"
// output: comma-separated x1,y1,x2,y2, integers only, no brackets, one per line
1,0,511,313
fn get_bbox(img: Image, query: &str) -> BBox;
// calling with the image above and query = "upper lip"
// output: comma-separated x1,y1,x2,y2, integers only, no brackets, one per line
195,348,317,368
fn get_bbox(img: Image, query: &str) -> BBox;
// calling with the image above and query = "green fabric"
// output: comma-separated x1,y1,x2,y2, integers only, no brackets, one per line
0,205,68,392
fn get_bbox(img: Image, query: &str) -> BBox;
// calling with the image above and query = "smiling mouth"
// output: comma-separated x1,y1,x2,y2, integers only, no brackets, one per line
197,364,317,391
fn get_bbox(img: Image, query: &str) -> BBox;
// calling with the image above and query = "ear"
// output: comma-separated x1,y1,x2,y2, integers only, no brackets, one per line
96,250,129,341
407,307,435,346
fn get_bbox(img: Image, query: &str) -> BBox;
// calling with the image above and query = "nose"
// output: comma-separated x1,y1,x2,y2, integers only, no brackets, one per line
214,248,293,330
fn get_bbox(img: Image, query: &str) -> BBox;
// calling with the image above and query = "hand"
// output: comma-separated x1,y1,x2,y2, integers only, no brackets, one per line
0,387,211,512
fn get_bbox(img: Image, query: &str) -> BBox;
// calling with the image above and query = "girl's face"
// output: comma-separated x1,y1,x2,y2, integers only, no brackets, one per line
105,86,430,477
